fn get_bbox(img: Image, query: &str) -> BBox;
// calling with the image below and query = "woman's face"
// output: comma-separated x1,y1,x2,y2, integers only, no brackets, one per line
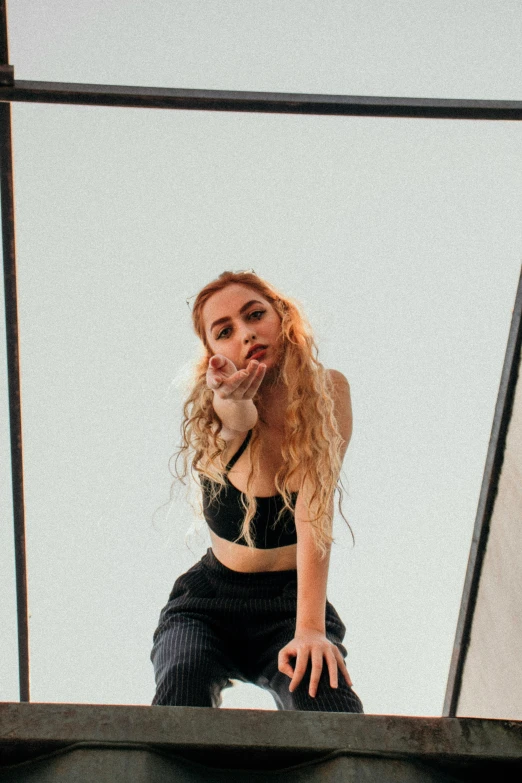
202,283,283,371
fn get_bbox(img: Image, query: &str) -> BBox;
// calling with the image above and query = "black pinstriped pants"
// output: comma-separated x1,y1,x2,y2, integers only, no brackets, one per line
150,548,364,712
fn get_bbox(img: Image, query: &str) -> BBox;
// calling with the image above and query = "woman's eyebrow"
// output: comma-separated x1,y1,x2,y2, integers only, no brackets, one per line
210,300,264,333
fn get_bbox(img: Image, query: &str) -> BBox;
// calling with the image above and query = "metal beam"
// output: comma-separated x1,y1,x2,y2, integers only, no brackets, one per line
443,266,522,716
1,80,522,119
0,0,7,65
0,0,30,703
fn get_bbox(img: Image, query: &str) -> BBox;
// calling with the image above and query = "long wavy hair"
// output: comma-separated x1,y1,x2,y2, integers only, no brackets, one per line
172,270,351,557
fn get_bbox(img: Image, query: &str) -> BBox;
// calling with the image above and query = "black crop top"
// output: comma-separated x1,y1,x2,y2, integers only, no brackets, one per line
201,430,298,549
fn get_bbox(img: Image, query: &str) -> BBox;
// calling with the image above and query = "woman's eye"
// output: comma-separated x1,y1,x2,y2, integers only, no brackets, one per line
216,311,264,339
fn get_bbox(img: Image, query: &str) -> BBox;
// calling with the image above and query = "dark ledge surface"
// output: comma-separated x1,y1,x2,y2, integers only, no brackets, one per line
1,703,521,781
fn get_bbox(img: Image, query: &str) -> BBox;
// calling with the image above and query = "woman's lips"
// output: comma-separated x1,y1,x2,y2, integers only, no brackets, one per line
249,347,267,361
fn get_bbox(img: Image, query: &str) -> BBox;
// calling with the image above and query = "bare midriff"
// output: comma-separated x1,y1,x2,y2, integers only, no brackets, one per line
208,404,302,572
209,529,297,572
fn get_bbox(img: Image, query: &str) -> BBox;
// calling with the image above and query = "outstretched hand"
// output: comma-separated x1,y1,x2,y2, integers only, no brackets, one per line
206,354,266,400
278,630,353,698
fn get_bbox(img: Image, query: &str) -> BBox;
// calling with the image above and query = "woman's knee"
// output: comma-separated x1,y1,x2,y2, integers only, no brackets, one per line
152,662,230,707
150,619,232,707
268,663,364,713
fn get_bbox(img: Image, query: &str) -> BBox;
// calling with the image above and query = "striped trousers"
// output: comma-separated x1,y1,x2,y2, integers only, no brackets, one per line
150,548,364,712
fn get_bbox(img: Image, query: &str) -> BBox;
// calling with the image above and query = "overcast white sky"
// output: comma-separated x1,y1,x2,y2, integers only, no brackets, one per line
1,1,522,715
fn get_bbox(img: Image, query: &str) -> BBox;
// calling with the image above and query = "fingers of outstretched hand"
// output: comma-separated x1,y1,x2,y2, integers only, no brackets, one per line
215,361,265,399
209,354,227,370
240,361,266,396
221,369,252,395
207,372,224,390
206,362,243,393
206,354,235,390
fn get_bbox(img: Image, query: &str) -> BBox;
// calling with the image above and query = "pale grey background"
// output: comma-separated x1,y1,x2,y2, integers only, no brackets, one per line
1,0,521,714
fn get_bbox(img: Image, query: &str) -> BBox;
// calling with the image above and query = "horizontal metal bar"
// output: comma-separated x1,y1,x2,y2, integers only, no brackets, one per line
1,80,522,119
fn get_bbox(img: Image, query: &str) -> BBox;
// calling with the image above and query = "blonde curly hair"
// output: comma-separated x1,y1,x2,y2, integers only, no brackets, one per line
171,270,351,557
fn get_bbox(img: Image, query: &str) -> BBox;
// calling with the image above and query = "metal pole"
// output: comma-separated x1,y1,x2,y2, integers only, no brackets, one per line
0,0,29,703
0,1,7,65
1,80,522,120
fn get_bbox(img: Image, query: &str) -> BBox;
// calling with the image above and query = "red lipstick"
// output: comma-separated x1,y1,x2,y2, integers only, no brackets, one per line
246,344,267,360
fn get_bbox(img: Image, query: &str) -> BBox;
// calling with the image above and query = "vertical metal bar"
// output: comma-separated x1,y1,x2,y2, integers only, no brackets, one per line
0,1,8,65
0,0,30,703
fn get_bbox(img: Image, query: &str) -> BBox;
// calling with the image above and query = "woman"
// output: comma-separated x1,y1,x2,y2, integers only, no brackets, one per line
151,271,363,712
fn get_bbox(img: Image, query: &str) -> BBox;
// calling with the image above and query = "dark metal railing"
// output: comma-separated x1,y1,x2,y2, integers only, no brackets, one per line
0,0,29,704
2,81,522,119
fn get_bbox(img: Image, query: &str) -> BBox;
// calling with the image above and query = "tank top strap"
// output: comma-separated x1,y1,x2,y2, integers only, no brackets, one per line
225,429,253,472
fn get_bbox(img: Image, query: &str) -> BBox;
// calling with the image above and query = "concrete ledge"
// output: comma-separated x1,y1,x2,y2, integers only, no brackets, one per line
1,703,521,780
0,745,466,783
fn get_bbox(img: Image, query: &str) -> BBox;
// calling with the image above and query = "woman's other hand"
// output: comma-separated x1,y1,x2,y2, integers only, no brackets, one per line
278,630,353,698
207,354,266,400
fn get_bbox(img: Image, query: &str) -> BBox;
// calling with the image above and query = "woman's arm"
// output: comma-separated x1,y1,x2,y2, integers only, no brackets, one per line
213,396,258,438
278,369,353,697
207,354,266,439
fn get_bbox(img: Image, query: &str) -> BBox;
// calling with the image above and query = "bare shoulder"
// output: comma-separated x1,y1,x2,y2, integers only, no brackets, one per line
326,368,351,390
325,368,353,451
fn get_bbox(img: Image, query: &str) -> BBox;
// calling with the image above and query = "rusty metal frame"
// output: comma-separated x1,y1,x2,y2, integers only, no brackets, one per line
1,1,522,705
